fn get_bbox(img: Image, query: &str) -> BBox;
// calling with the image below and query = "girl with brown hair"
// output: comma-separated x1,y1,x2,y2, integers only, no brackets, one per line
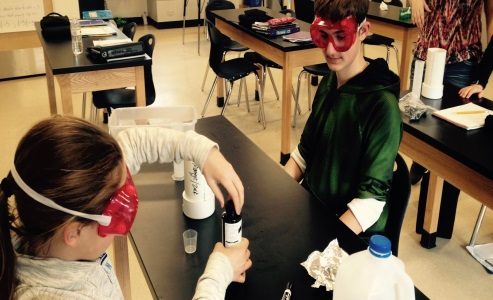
0,116,251,299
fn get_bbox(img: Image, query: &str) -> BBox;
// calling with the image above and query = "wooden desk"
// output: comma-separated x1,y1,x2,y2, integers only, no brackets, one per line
126,116,428,299
367,2,419,91
212,8,325,163
35,23,151,116
399,88,493,248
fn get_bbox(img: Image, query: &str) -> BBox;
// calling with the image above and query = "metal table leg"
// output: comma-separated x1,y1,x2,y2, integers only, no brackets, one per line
468,204,487,247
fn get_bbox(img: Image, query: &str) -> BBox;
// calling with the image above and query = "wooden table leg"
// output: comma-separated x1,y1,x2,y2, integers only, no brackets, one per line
420,172,444,248
44,52,57,115
114,235,131,300
399,28,418,91
57,74,74,115
216,77,225,107
135,66,146,107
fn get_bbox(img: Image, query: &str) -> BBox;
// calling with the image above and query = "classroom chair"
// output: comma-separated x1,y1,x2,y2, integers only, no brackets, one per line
122,22,137,40
201,20,266,128
383,153,411,256
292,63,331,127
81,22,139,120
363,0,402,70
201,0,249,97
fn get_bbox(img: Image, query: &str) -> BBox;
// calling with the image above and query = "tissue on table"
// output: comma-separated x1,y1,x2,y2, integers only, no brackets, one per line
379,2,388,10
300,239,348,291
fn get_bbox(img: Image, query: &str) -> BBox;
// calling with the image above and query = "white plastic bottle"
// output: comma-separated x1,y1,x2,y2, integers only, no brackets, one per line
334,235,415,300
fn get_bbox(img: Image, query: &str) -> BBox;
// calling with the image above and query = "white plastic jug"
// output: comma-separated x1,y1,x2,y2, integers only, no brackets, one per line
333,235,415,300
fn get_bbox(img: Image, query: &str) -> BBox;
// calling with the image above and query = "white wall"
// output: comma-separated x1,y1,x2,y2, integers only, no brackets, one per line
147,0,240,23
52,0,147,19
52,0,79,19
107,0,146,18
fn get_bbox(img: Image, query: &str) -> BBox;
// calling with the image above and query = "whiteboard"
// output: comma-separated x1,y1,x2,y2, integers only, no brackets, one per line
0,0,45,33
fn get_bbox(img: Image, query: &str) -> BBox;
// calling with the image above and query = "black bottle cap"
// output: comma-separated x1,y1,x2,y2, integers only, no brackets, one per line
225,200,237,216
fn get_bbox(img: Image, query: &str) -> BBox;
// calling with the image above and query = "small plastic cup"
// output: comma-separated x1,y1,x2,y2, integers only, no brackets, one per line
183,229,197,254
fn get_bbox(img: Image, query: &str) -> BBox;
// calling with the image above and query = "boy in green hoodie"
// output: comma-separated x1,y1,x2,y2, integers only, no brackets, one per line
284,0,402,235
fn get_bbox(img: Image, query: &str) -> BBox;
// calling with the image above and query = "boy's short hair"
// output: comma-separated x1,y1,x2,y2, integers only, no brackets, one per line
314,0,368,24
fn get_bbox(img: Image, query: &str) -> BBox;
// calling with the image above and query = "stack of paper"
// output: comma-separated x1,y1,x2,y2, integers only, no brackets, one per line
81,26,117,37
431,102,492,130
80,19,107,27
93,38,132,47
282,31,312,43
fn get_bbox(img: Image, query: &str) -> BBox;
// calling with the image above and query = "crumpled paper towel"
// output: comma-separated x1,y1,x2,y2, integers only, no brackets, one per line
380,2,388,10
300,239,348,291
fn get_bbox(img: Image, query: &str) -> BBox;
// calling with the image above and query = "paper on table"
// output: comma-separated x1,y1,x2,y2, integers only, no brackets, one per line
81,26,117,36
93,38,132,47
282,31,312,43
431,102,492,130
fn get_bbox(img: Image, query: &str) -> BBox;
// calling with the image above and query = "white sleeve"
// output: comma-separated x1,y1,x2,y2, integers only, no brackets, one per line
290,146,306,174
192,252,234,300
115,127,218,175
346,198,386,232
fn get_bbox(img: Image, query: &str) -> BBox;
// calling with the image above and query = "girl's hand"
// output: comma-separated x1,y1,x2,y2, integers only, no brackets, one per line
213,238,252,283
410,0,431,29
202,148,244,214
459,84,484,99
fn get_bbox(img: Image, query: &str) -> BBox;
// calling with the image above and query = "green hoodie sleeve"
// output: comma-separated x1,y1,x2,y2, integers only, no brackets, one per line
356,90,403,201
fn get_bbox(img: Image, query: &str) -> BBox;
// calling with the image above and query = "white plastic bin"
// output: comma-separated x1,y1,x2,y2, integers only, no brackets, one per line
108,106,196,136
108,106,197,180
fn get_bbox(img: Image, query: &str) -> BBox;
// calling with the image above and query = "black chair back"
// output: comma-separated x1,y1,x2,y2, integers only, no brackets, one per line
265,0,284,11
206,20,226,75
78,0,105,19
122,22,137,40
385,153,411,256
205,0,236,47
139,34,156,105
205,0,235,24
293,0,314,23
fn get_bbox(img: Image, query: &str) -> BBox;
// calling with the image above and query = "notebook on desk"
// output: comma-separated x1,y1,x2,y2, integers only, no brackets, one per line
82,10,113,20
432,102,492,130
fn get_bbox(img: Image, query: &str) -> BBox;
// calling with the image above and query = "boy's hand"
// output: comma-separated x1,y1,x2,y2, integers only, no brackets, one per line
410,0,431,29
213,238,252,283
202,148,244,214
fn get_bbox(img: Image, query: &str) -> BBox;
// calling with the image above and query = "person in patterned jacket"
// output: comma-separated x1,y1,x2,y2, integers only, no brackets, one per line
409,0,493,238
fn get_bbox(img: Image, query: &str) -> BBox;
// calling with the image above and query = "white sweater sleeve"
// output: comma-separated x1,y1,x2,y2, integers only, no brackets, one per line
290,146,306,174
115,127,218,175
192,252,234,300
347,198,385,232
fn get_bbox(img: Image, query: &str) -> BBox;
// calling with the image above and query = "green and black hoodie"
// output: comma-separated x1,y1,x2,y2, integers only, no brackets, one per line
297,58,402,233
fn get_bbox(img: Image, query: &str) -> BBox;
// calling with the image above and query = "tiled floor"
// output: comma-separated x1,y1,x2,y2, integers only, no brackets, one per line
1,25,492,299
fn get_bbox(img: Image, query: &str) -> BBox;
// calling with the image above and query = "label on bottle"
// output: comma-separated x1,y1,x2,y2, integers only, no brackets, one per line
223,220,242,248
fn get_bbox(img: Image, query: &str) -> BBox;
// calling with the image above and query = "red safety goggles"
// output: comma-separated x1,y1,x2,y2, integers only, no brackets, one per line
11,166,139,237
310,15,364,52
97,168,139,237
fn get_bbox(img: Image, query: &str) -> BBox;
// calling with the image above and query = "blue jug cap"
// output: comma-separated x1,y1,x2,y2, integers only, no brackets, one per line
369,235,391,258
